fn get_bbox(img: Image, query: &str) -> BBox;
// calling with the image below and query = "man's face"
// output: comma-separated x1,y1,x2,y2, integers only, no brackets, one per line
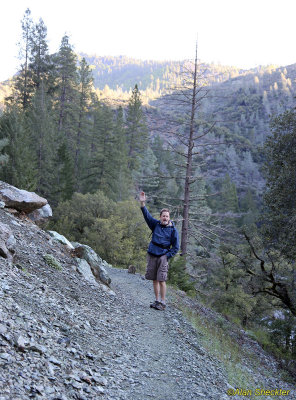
160,211,170,226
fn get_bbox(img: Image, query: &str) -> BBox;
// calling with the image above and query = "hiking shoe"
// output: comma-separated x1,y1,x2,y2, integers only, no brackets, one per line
154,302,166,311
150,300,161,309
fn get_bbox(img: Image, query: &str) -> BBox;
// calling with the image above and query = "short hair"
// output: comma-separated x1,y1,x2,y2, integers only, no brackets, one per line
160,208,170,216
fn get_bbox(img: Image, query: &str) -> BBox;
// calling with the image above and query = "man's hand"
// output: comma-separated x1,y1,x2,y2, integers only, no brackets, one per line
139,191,146,207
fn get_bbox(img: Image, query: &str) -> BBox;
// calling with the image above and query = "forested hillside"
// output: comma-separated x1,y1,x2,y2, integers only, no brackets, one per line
0,9,296,377
81,53,245,95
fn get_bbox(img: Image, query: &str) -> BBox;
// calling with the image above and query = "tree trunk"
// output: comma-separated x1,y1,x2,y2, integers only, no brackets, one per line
181,44,198,255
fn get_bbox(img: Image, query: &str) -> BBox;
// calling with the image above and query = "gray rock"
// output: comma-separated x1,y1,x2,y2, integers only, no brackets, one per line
0,222,15,260
96,376,108,386
28,204,53,223
47,231,74,250
28,342,47,355
0,323,7,335
14,335,28,350
49,356,62,366
72,243,111,286
0,181,47,213
0,352,12,362
6,234,16,251
75,258,98,286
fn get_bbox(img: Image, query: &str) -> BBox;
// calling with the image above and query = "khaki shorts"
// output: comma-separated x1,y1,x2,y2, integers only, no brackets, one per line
145,254,169,282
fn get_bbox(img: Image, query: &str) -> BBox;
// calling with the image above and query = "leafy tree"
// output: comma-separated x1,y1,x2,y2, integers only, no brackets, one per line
262,108,296,260
168,255,196,294
84,200,149,269
50,192,150,269
221,231,296,317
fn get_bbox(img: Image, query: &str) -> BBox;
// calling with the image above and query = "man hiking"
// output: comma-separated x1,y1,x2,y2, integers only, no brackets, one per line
139,191,179,310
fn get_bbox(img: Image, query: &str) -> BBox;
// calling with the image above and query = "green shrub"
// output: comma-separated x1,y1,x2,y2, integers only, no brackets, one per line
50,191,150,270
168,255,196,295
43,254,62,270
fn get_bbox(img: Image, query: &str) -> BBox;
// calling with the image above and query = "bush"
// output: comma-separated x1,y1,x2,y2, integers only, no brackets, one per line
168,255,196,295
50,191,150,270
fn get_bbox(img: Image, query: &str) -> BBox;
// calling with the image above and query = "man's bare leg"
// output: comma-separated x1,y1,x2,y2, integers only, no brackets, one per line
153,280,160,301
159,281,166,304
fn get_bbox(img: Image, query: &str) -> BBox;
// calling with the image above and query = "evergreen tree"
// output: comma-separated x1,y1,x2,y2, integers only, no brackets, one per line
9,8,34,109
135,146,159,193
125,84,148,170
0,138,9,167
0,107,37,190
74,58,93,190
221,174,239,213
51,141,75,205
84,102,116,196
113,106,132,200
29,18,51,90
27,82,57,197
240,188,258,227
55,35,78,142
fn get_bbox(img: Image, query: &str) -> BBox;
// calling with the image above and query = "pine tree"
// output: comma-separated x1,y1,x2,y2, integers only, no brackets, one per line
51,141,75,204
27,82,57,197
0,138,9,167
29,18,51,90
221,174,239,213
84,102,116,196
8,8,34,109
125,84,148,170
113,106,132,200
55,35,79,142
0,107,37,190
74,58,93,190
135,146,159,193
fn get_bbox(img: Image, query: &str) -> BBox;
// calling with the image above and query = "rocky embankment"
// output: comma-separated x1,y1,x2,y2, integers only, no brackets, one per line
0,183,295,399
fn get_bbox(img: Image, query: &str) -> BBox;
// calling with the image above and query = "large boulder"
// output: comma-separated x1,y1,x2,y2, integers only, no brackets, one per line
0,181,47,213
28,204,53,224
75,258,98,286
47,231,74,250
0,221,16,261
72,243,111,287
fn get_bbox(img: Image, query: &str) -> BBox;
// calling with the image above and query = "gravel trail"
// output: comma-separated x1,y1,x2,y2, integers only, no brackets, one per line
104,266,229,400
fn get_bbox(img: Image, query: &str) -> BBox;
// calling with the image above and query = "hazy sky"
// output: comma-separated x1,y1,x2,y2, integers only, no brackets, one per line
1,0,295,81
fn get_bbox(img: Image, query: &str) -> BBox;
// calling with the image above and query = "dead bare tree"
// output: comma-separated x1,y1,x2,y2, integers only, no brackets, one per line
158,44,221,256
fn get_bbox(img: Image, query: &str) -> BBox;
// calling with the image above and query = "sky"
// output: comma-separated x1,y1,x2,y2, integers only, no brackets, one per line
0,0,296,81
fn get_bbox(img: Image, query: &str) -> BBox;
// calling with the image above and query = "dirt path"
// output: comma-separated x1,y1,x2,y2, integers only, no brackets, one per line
105,266,229,400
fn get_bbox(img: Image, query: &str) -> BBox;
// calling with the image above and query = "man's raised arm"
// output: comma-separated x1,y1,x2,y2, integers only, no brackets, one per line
139,191,146,208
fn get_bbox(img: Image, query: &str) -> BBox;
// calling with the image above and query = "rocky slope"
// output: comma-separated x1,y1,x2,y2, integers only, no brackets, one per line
0,206,295,399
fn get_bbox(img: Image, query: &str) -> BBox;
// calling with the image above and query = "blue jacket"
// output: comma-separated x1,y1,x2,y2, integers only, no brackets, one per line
141,206,179,259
